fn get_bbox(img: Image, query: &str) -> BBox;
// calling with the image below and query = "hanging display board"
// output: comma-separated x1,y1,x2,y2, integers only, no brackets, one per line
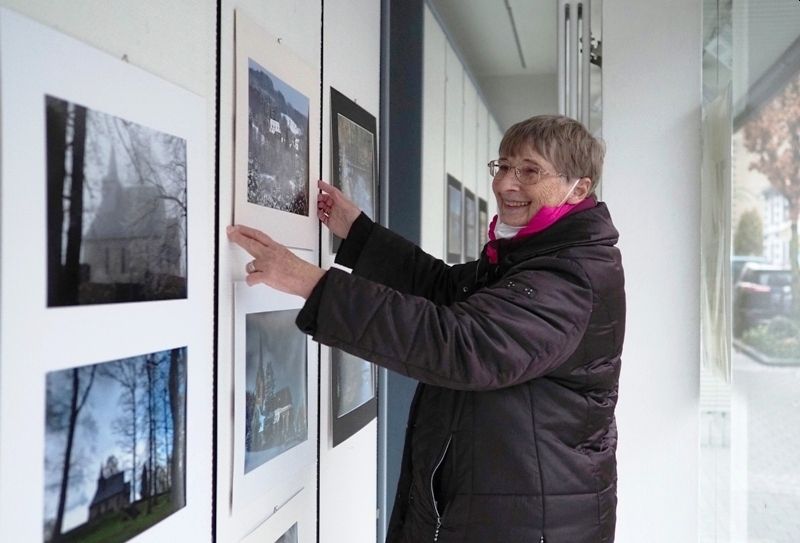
0,7,213,543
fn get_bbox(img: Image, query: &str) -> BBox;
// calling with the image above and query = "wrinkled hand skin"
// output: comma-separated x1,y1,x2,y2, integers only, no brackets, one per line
316,179,360,239
226,224,325,299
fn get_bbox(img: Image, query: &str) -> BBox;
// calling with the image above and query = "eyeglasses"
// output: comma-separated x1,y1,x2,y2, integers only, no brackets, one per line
487,159,566,186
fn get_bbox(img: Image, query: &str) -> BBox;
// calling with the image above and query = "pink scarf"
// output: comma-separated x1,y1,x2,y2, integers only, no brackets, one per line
485,197,597,264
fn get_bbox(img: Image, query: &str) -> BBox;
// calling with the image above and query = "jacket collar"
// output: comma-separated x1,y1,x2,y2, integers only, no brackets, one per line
485,201,620,266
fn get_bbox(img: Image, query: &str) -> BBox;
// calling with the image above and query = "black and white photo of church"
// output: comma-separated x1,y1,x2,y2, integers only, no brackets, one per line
46,95,188,306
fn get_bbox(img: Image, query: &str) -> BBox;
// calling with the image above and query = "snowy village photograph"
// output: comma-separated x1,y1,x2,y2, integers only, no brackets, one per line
43,348,187,543
247,59,310,217
45,95,188,307
244,309,308,474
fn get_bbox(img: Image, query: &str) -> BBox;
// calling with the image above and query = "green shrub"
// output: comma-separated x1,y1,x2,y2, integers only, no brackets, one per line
742,316,800,359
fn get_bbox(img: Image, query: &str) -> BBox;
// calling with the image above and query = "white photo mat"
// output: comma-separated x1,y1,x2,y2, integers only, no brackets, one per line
0,8,213,543
234,10,320,251
232,282,318,516
240,482,315,543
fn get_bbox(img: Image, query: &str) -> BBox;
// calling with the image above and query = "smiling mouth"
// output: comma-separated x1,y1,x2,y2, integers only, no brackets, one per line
503,200,530,208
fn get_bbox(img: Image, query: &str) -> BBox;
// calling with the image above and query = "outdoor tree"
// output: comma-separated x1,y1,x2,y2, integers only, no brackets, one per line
734,208,763,256
168,348,186,510
743,71,800,314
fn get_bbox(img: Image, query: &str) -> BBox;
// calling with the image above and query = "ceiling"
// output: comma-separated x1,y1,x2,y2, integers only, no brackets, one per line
430,0,799,130
428,0,558,77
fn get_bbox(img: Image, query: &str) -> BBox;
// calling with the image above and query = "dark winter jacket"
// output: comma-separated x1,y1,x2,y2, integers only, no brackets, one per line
297,202,625,543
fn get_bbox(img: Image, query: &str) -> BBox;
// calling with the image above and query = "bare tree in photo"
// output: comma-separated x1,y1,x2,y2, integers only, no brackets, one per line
46,97,67,303
168,348,186,509
47,366,97,542
102,360,143,505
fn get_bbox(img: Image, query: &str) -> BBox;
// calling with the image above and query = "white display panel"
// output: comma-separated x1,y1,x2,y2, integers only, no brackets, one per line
231,283,318,520
0,7,213,543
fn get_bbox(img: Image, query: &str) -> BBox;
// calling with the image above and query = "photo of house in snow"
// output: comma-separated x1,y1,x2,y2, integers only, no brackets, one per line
247,59,310,216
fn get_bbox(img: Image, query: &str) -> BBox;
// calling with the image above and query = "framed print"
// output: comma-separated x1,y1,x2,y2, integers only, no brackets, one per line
478,198,489,249
43,348,187,543
331,349,377,447
329,87,378,253
234,11,320,250
446,175,463,264
232,283,318,513
464,188,477,260
0,8,214,542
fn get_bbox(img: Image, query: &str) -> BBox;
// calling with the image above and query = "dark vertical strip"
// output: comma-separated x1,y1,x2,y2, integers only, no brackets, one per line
317,2,324,543
379,0,425,539
211,0,221,540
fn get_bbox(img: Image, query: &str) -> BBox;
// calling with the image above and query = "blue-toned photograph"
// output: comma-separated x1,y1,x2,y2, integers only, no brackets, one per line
244,309,308,474
43,348,187,543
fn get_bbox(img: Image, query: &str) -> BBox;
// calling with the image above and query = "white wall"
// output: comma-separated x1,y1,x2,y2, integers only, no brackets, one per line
422,5,501,260
602,0,702,540
319,0,381,541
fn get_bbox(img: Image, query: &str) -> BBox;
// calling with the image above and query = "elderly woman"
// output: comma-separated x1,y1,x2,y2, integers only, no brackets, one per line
228,114,625,543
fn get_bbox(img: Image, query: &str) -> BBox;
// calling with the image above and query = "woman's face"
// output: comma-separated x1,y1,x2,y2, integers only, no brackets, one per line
492,145,573,227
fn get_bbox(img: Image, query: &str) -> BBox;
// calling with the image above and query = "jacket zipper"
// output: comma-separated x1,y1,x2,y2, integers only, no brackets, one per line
430,434,453,542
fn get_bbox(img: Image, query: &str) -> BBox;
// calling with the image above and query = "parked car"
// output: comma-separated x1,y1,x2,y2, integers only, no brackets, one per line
733,263,793,337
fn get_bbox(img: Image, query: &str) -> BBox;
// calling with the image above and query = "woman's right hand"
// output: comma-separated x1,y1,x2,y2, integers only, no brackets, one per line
317,179,362,239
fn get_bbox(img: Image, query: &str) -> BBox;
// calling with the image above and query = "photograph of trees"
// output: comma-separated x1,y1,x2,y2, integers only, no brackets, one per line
244,309,308,474
247,59,310,216
46,95,188,306
43,348,187,543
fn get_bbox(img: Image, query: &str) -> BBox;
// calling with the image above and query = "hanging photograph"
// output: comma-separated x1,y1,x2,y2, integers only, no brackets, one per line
235,12,320,250
46,96,187,306
43,348,187,543
247,60,309,216
446,175,463,264
244,309,308,474
233,283,318,513
464,188,477,260
478,198,488,249
329,87,378,253
331,349,377,447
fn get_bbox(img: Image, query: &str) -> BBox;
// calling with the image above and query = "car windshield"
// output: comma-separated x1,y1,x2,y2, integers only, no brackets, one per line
741,270,792,287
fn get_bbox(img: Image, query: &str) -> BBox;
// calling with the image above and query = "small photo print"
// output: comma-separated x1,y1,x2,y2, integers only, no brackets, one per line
275,522,298,543
244,309,308,474
464,189,477,260
336,114,375,219
446,175,463,263
43,348,187,543
478,198,488,248
247,59,310,216
46,96,188,306
333,350,376,418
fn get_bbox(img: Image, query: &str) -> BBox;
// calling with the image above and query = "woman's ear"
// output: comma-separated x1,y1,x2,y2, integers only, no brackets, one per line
567,177,592,204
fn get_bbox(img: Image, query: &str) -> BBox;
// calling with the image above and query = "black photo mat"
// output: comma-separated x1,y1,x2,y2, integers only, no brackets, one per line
331,349,377,448
329,87,378,253
478,198,488,249
464,188,477,260
446,175,463,264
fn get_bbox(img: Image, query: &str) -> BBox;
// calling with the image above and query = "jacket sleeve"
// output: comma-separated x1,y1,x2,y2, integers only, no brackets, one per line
335,213,476,305
297,257,594,391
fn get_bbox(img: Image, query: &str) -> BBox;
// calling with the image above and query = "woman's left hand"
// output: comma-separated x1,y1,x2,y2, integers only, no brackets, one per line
226,224,325,299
